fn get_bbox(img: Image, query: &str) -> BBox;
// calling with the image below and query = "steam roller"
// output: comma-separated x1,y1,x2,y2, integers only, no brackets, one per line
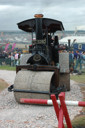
8,14,70,103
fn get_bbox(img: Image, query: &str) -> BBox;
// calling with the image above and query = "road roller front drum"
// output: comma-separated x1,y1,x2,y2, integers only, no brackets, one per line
13,69,61,103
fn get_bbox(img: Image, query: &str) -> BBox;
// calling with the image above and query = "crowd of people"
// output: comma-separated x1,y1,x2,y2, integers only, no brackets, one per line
69,50,85,73
0,49,85,74
0,51,22,66
10,52,22,66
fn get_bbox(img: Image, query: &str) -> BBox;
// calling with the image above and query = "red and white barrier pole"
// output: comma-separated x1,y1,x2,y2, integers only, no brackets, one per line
58,93,72,128
20,98,85,107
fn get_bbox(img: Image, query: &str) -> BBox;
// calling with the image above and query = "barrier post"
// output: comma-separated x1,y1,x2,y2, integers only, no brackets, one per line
59,92,72,128
58,92,65,128
58,107,64,128
51,95,65,128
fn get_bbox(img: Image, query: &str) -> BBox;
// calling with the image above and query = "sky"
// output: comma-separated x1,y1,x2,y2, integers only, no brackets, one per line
0,0,85,31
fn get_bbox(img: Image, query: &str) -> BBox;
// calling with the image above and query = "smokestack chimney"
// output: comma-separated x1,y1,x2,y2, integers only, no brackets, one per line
34,14,43,40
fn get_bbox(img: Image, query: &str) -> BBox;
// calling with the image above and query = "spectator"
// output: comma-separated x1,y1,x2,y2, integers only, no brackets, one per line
6,53,11,65
18,52,21,65
69,51,74,71
14,52,19,65
11,53,15,66
8,53,11,58
74,51,82,73
74,50,78,59
82,51,85,69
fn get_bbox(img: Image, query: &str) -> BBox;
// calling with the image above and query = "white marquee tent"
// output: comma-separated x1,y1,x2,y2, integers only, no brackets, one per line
59,25,85,45
59,36,85,45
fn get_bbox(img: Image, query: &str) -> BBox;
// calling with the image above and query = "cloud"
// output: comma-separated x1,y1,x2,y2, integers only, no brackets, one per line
0,5,11,11
0,0,85,30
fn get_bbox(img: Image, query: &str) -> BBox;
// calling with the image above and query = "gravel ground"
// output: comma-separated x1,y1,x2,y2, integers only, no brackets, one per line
0,70,83,128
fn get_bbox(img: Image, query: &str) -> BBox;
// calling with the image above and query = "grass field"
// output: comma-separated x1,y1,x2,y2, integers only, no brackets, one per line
70,72,85,83
0,65,16,71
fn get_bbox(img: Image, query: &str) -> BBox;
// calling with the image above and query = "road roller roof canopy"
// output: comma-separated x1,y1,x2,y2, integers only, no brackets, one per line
17,18,64,33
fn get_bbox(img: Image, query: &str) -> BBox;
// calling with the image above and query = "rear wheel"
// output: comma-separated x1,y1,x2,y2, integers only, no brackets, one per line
59,73,70,91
